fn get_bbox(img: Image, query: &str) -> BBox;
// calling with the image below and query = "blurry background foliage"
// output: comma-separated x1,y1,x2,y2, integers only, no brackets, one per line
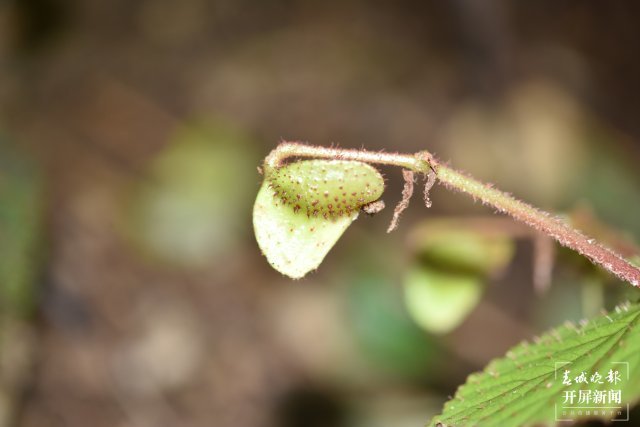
1,1,640,426
125,120,258,266
0,137,44,317
403,221,515,334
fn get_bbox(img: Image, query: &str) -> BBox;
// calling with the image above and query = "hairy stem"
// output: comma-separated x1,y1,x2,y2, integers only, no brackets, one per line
264,141,431,175
264,142,640,287
435,165,640,287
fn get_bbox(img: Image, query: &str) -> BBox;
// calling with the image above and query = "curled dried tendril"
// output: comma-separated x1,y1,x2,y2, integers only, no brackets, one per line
387,169,415,233
362,199,386,215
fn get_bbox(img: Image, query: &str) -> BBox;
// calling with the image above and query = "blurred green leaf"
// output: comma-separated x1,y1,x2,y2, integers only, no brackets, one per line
414,227,514,276
404,224,515,334
430,301,640,427
583,143,640,239
403,266,482,334
0,138,44,317
126,121,256,265
347,276,436,379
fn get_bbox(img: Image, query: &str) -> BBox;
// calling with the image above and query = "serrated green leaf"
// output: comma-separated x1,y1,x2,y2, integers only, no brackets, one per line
253,180,358,279
430,302,640,427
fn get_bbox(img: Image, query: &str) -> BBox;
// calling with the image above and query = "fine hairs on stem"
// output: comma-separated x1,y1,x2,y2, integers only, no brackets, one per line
264,141,640,287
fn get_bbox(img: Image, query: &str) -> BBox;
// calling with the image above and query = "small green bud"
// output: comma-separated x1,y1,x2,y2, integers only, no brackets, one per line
266,160,385,219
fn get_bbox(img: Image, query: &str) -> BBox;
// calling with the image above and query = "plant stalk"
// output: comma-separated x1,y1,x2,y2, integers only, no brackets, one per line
435,164,640,287
264,142,640,287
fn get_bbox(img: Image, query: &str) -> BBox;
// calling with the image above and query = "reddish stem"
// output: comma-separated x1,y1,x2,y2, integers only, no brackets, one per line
264,142,640,287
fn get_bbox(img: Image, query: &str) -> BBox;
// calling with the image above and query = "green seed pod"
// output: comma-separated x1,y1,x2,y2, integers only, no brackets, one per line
266,160,385,219
254,159,386,278
253,181,358,279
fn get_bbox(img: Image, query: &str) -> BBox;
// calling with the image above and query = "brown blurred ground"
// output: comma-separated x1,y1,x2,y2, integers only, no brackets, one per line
1,1,640,427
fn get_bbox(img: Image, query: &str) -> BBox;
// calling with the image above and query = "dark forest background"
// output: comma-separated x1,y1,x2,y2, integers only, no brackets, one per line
1,1,640,426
